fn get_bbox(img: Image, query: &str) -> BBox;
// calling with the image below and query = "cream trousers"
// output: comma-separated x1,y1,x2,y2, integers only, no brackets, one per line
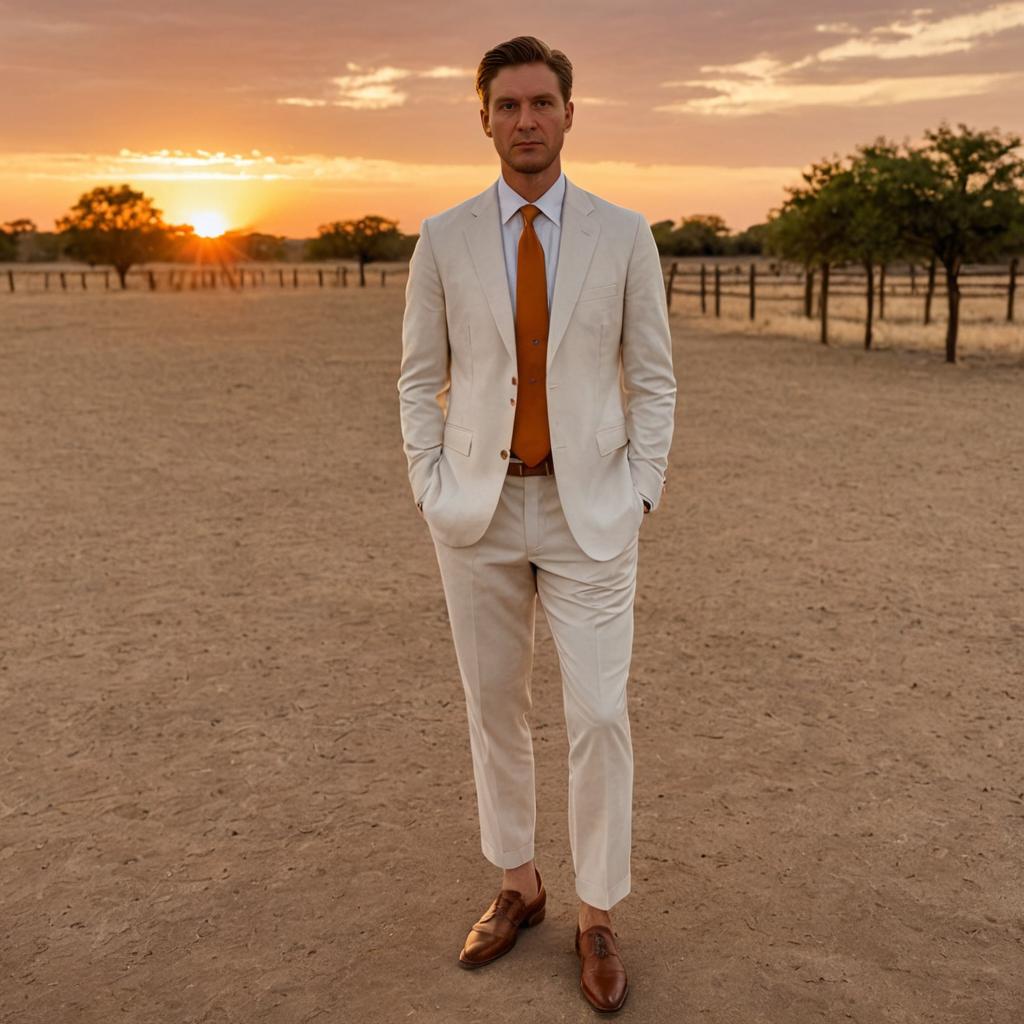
427,468,639,911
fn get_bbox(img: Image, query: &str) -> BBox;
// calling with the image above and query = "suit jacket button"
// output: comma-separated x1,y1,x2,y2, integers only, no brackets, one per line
500,450,509,459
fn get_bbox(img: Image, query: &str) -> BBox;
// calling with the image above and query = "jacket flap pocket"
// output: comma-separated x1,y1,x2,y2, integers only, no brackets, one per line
443,421,473,456
595,420,628,455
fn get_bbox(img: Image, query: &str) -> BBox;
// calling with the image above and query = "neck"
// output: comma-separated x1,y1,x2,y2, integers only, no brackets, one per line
500,158,562,202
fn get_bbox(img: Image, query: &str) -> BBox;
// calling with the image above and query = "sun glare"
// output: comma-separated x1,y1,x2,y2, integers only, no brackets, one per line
190,211,228,237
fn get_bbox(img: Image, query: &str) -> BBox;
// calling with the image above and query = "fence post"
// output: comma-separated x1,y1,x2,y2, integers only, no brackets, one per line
342,266,348,287
878,263,887,321
1008,257,1018,322
7,270,13,292
335,265,341,287
318,268,324,288
381,269,387,286
665,262,677,309
820,262,830,345
909,263,917,296
293,268,299,288
60,271,67,291
804,268,814,318
924,256,936,325
699,264,707,313
748,263,756,320
714,265,721,317
148,270,156,291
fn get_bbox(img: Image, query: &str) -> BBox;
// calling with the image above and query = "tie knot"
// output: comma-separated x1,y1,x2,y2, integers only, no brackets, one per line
520,204,540,226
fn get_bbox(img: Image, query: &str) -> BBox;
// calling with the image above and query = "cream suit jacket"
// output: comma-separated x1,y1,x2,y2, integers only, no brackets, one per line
397,174,676,562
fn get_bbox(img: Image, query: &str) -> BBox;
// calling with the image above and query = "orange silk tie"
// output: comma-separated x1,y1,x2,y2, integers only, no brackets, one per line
510,204,551,466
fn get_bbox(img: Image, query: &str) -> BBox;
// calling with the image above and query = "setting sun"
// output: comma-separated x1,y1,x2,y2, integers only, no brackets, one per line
189,210,228,237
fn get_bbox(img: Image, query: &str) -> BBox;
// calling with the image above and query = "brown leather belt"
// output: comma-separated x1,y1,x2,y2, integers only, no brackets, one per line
507,453,555,477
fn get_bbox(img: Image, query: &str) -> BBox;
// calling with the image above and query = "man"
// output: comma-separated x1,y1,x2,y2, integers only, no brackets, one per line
396,34,676,1013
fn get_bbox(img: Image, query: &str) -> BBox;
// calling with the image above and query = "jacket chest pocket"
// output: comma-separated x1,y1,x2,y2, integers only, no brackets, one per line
579,282,619,303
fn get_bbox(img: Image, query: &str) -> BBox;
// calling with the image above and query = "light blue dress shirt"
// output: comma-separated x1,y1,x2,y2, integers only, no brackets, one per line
496,169,565,318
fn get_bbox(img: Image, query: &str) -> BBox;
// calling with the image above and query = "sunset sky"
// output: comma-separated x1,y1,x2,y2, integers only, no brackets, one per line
3,1,1023,238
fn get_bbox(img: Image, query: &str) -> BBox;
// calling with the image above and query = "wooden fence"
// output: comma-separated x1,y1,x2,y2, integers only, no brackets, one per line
663,259,1020,323
2,264,410,293
6,258,1019,325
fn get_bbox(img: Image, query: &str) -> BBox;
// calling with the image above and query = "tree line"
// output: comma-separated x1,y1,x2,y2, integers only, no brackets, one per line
653,121,1024,363
0,186,417,289
763,121,1024,363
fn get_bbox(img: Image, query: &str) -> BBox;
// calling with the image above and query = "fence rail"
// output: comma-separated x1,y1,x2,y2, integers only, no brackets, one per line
5,258,1019,326
2,264,411,293
663,259,1020,323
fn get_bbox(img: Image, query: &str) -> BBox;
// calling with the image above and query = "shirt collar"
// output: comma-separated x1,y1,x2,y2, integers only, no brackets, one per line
497,169,566,228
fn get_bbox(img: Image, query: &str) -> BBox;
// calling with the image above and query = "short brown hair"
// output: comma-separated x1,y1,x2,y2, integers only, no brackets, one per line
476,35,573,111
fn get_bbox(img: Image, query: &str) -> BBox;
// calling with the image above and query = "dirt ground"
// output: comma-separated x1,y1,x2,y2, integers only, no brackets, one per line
1,285,1022,1024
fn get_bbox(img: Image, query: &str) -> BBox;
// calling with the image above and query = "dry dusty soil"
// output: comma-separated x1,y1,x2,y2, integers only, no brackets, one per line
1,286,1022,1024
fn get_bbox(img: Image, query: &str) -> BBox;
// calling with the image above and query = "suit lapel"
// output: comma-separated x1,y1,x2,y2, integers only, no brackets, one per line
464,182,517,364
463,174,600,369
547,177,599,367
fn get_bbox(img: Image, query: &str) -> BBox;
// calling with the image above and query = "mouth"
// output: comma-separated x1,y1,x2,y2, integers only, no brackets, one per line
516,141,541,147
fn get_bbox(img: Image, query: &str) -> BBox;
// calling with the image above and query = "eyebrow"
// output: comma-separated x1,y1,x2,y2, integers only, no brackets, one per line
493,92,558,104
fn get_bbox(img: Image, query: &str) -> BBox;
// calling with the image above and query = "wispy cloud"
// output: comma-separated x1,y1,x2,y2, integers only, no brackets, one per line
279,62,475,111
2,15,94,36
658,2,1024,116
656,68,1020,117
816,2,1024,61
0,148,289,183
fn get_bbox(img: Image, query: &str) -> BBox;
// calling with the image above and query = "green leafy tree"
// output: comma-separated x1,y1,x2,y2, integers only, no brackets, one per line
845,140,918,350
1,218,37,261
767,158,854,344
674,214,731,256
55,185,173,288
232,231,288,261
310,215,404,286
729,222,769,255
888,122,1024,362
650,219,676,255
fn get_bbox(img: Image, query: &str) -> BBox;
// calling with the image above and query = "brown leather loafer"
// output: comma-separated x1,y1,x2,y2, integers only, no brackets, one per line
575,923,629,1012
458,866,546,968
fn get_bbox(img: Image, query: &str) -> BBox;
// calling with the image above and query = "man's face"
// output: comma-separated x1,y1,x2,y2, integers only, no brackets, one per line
481,62,573,175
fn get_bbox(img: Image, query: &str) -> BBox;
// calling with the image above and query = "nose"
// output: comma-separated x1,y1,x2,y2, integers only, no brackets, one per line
515,106,539,132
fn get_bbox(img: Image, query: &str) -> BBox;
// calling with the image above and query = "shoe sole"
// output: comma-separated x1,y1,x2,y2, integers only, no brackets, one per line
457,902,546,969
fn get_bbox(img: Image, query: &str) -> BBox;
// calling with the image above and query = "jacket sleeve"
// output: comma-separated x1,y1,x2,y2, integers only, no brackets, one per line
621,211,677,512
397,218,451,508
